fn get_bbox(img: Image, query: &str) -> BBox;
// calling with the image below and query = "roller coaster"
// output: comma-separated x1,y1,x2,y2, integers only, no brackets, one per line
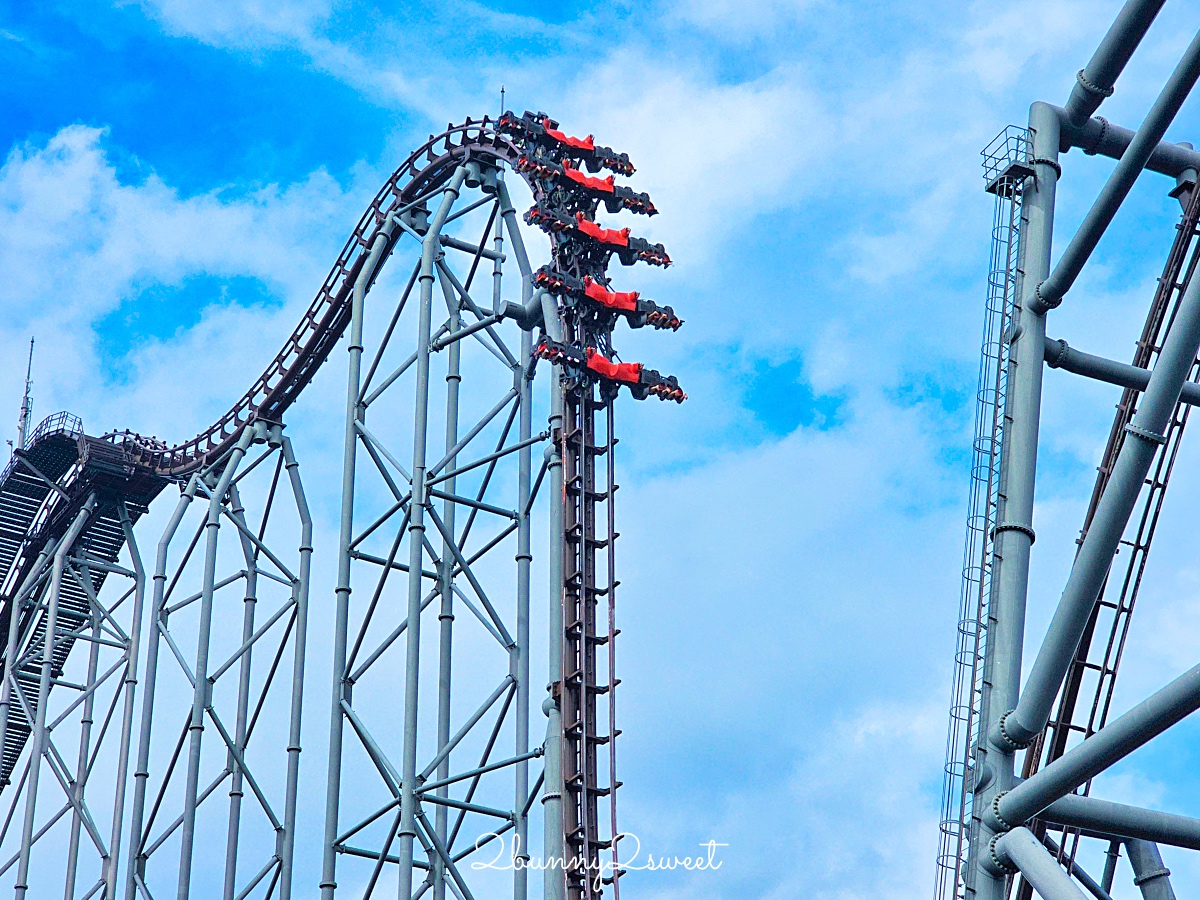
0,112,683,899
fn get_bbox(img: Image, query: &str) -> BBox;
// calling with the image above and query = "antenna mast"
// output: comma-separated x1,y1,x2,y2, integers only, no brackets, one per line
15,337,33,451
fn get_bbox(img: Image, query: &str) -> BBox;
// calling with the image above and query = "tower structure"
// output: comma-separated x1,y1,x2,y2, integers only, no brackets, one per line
936,4,1200,900
0,114,684,898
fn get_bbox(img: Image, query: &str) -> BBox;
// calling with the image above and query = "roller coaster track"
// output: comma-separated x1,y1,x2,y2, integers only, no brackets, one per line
0,113,683,899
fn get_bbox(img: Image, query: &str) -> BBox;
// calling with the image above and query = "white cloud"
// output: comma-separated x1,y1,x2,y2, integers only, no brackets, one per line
134,0,332,48
0,125,372,440
13,0,1200,896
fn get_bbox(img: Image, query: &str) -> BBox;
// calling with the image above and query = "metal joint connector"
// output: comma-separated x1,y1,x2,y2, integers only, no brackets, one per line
1033,280,1061,312
1076,69,1115,100
1124,422,1167,444
1133,865,1171,886
991,522,1036,545
1033,157,1062,179
1045,338,1070,368
988,834,1017,875
990,790,1014,831
1083,116,1110,156
995,709,1035,749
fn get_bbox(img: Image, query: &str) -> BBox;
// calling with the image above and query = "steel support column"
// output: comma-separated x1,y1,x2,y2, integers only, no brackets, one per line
968,100,1059,900
397,164,469,900
13,495,95,900
1125,840,1175,900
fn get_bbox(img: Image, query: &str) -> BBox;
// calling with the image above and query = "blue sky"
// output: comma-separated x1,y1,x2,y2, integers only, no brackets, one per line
7,0,1200,897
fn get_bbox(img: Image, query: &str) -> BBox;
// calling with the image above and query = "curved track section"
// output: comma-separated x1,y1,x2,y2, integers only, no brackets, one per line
121,119,526,478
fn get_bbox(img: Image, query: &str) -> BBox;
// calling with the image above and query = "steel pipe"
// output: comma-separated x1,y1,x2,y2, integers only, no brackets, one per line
14,495,95,900
1044,336,1200,404
542,353,567,900
433,256,465,900
1005,247,1200,748
1042,833,1115,900
1034,30,1200,313
176,429,255,900
1125,839,1175,900
397,164,470,900
992,827,1088,900
1040,793,1200,851
321,206,398,900
126,475,200,900
998,660,1200,827
1059,110,1200,178
969,100,1060,900
1064,0,1166,126
106,506,146,899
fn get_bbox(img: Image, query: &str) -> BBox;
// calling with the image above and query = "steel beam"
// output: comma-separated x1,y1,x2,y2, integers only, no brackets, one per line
176,428,254,900
992,827,1088,900
107,506,146,899
542,351,566,900
1041,834,1115,900
1063,0,1166,127
321,207,398,900
433,251,466,900
1040,794,1200,851
397,165,469,900
1044,336,1200,405
1033,28,1200,313
1125,840,1175,900
1004,247,1200,749
997,660,1200,827
14,495,95,900
1059,110,1200,178
127,475,200,900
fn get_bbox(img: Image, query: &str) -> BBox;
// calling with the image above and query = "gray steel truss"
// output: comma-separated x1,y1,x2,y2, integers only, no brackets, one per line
320,162,551,900
123,421,312,900
937,3,1200,900
0,114,675,898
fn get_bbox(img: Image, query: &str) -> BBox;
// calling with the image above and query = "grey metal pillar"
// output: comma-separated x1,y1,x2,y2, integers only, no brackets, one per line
14,495,96,900
321,213,397,900
968,101,1059,900
502,174,535,900
223,483,260,900
108,505,146,899
1101,842,1121,894
176,429,253,900
1125,840,1175,900
1007,242,1200,746
541,311,567,900
397,165,468,900
126,476,200,900
513,327,534,896
1033,28,1200,314
432,256,465,900
279,433,312,900
1063,0,1165,127
63,559,104,900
